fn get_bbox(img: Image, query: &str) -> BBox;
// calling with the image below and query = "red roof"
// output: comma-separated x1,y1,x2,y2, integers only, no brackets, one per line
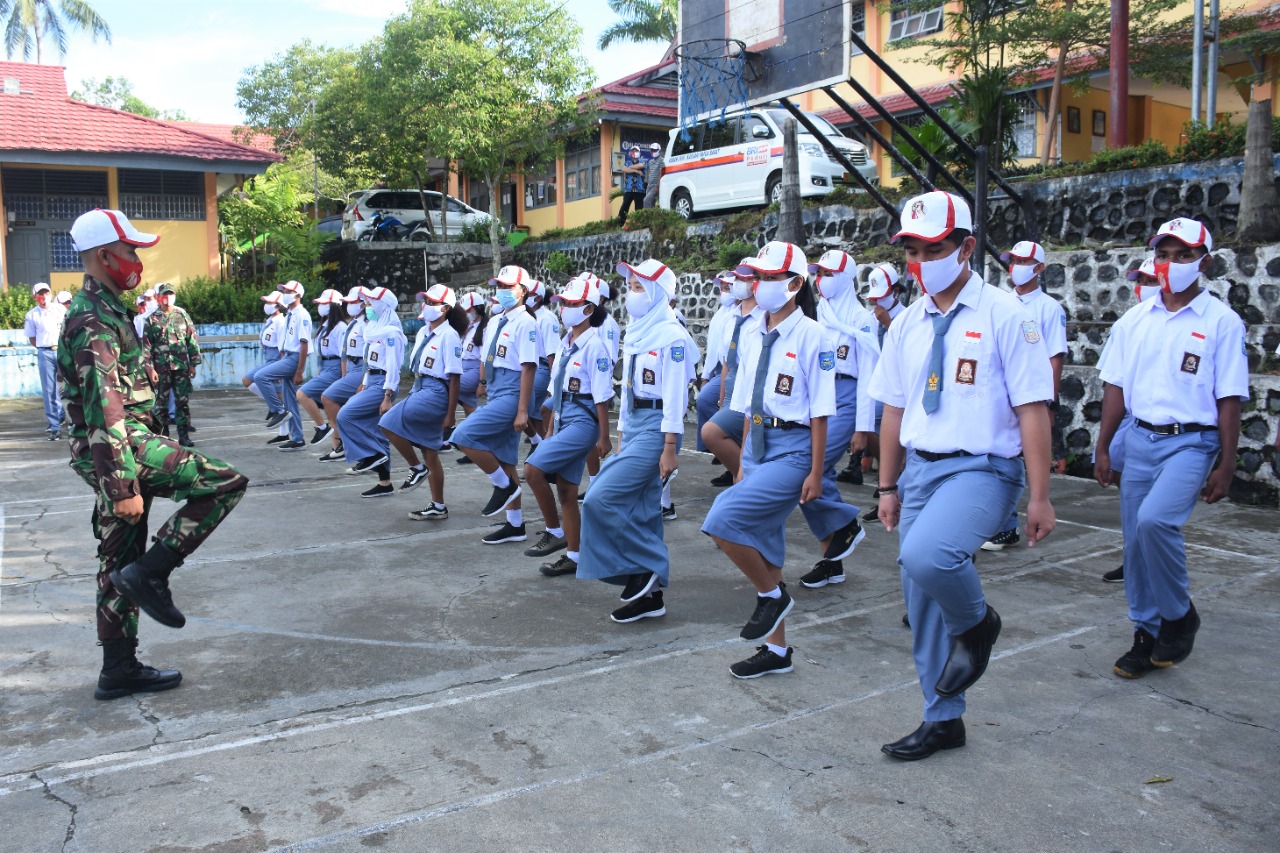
818,81,955,125
0,62,279,166
583,59,678,122
164,121,278,154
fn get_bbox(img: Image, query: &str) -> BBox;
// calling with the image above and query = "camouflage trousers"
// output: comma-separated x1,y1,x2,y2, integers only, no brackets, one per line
153,368,194,431
70,426,249,641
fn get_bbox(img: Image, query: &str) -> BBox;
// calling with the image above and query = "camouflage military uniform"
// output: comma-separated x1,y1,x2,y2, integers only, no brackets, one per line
145,304,201,436
58,275,249,642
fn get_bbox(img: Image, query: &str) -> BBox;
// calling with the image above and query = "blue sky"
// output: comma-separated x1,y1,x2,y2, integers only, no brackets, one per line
53,0,660,124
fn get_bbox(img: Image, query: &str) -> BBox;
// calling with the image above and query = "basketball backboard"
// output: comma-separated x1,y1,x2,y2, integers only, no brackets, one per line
678,0,851,124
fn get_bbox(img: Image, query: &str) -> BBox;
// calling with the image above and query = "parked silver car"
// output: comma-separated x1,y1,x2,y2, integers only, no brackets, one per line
341,189,490,241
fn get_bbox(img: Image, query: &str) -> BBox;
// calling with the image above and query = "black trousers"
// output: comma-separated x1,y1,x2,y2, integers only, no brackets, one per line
618,191,645,224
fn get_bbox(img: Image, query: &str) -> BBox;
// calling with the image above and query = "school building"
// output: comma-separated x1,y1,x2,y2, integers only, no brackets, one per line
0,61,280,292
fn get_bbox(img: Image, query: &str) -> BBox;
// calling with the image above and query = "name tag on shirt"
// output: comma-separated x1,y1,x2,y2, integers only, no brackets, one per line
567,377,581,393
774,374,794,396
956,358,977,385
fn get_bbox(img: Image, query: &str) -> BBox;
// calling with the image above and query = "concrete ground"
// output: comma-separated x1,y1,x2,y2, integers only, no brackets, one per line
1,390,1277,853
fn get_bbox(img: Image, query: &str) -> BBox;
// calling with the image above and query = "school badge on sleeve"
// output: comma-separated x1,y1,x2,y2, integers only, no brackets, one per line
819,351,836,371
671,345,685,363
1022,321,1041,343
596,358,610,372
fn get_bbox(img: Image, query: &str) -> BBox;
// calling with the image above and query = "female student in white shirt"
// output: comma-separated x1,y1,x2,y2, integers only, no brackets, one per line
297,289,349,446
319,287,369,462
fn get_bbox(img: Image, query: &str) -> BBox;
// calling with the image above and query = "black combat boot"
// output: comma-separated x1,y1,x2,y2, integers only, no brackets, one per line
109,542,187,628
177,426,193,447
94,638,182,700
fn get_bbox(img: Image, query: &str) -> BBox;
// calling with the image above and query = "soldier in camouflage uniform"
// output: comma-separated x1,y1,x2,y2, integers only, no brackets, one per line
60,209,249,701
145,282,201,446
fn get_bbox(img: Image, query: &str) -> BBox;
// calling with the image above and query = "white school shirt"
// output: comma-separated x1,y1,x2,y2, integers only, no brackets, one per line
533,306,563,362
729,308,837,425
362,328,406,392
317,319,348,359
412,323,464,379
867,272,1054,458
822,302,880,433
1016,286,1068,359
1097,288,1249,427
702,303,735,377
717,304,767,366
599,312,621,363
281,305,313,354
24,304,64,347
341,316,366,361
623,334,692,435
134,312,150,341
482,308,539,372
547,326,615,410
460,322,483,365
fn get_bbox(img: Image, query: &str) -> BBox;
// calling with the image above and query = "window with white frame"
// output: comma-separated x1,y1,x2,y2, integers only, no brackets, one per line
850,2,866,55
888,2,943,41
1011,95,1039,158
564,133,601,201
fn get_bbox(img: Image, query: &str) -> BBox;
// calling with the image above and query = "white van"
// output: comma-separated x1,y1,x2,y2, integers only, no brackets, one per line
658,109,878,219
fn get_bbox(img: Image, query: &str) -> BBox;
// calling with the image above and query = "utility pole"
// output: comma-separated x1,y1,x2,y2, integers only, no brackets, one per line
1191,0,1204,123
1109,0,1129,149
777,118,803,246
1206,0,1220,127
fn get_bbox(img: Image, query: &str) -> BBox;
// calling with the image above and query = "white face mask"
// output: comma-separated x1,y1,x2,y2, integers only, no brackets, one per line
318,303,331,317
561,304,589,328
816,274,851,301
466,309,478,324
730,279,753,301
873,294,897,311
907,246,966,295
1155,260,1202,294
346,302,361,317
262,304,276,317
142,301,158,317
1010,265,1039,287
525,294,540,309
281,292,297,306
718,291,737,308
420,305,444,322
753,277,798,313
625,289,653,319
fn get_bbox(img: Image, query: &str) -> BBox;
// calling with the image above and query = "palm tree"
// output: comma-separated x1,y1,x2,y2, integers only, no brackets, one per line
1,0,110,64
597,0,678,49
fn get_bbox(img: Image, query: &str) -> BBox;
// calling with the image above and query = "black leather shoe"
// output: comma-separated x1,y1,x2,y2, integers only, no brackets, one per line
881,719,965,761
934,605,1001,698
109,543,186,629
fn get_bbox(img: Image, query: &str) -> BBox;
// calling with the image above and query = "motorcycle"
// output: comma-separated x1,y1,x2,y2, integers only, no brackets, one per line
357,212,422,242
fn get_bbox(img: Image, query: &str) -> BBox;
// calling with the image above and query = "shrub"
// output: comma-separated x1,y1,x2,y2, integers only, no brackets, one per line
545,250,575,275
177,276,301,326
1085,139,1172,174
0,287,37,330
458,217,504,244
624,207,688,243
714,239,756,269
1176,119,1246,162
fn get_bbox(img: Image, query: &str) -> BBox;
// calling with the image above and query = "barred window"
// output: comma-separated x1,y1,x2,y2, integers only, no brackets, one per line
1012,96,1039,158
1,168,108,220
888,2,943,40
850,2,866,56
118,169,205,221
565,134,601,201
525,163,557,210
51,232,80,271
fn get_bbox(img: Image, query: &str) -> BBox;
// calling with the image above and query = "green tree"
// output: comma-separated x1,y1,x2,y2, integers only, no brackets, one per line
1218,12,1280,242
71,76,190,121
218,163,329,284
597,0,677,49
236,39,358,152
0,0,109,62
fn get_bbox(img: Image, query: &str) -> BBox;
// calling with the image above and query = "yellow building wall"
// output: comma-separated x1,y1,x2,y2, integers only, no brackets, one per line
562,197,604,230
1148,99,1188,150
523,206,559,235
1060,87,1112,163
131,220,212,287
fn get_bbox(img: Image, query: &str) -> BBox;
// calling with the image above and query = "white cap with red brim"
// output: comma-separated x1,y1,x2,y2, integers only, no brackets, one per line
616,259,677,298
1126,259,1158,281
69,209,159,252
552,276,599,306
999,240,1045,264
260,291,283,304
489,265,530,288
808,249,853,276
1149,217,1213,252
423,284,457,307
342,286,363,302
313,288,343,304
892,191,973,243
865,264,901,299
278,280,304,297
736,241,808,278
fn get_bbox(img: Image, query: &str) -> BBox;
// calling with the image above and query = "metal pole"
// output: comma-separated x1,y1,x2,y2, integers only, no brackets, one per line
1191,0,1204,123
1206,0,1220,127
778,118,803,245
974,146,989,274
1109,0,1129,148
822,86,935,192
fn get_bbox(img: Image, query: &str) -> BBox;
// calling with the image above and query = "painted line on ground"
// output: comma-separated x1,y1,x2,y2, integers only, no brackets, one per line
1053,517,1271,561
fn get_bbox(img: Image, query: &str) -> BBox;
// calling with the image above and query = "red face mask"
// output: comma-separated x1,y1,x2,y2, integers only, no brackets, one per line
101,249,144,291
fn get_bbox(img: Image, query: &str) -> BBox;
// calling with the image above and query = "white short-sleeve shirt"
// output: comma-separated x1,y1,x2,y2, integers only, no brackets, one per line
461,322,483,365
363,330,405,392
549,326,615,409
729,308,837,425
281,306,314,353
482,308,539,372
341,317,366,360
1097,288,1249,426
600,313,622,363
317,319,348,358
624,337,693,434
263,312,287,351
412,323,464,379
1016,287,1068,359
867,272,1055,457
25,304,64,347
534,307,563,361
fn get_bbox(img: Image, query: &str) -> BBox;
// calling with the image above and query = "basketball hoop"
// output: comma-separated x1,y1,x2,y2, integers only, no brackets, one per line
674,38,761,133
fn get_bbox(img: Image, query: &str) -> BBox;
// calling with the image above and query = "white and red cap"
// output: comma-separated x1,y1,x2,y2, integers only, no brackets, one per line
260,291,283,304
714,269,738,286
313,288,343,304
1149,217,1213,252
649,143,662,153
32,282,51,295
552,275,599,306
70,208,159,252
892,191,972,243
278,280,305,298
616,259,677,297
865,264,901,299
143,288,155,299
342,286,363,303
736,241,808,278
55,290,72,305
808,249,854,276
1126,259,1158,282
999,241,1045,264
526,279,545,299
458,291,483,311
360,285,394,302
489,264,530,288
423,284,457,307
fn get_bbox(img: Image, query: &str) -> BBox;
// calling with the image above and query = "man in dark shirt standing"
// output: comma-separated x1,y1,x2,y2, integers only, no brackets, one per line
617,145,646,226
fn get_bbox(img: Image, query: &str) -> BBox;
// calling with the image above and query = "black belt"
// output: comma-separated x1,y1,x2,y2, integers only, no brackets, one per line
751,415,810,430
836,374,858,381
1135,419,1215,435
561,392,594,405
347,356,363,365
419,374,448,386
321,356,340,362
915,449,974,462
368,369,387,376
632,399,663,409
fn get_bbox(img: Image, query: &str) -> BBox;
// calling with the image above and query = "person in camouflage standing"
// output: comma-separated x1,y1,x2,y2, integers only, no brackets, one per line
145,282,201,447
59,209,249,701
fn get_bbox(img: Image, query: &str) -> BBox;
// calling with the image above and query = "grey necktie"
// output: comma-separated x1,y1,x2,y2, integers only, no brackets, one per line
923,310,958,414
484,316,508,385
748,330,780,459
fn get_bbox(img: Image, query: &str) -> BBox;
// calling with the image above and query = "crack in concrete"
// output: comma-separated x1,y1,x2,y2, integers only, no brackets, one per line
1148,687,1280,734
34,772,78,852
136,697,165,746
725,745,815,777
1025,689,1112,738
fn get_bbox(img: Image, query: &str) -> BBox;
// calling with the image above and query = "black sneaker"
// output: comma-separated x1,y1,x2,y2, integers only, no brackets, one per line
836,466,863,485
278,439,307,451
611,591,665,623
661,504,677,521
730,645,794,679
981,528,1020,551
266,435,288,445
47,430,59,441
456,455,474,465
800,559,845,589
620,571,658,602
823,518,866,561
481,481,521,517
400,467,428,490
318,444,345,462
482,522,527,544
346,454,389,475
1151,603,1200,668
1102,565,1124,583
861,502,879,522
408,504,449,521
1113,628,1157,679
524,530,566,557
539,554,578,577
310,424,332,445
740,584,793,641
710,469,735,487
361,483,394,498
266,411,292,429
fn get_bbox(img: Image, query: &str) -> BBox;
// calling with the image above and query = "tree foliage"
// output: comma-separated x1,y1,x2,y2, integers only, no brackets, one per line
597,0,677,49
236,39,358,152
218,164,330,285
0,0,109,62
71,76,190,121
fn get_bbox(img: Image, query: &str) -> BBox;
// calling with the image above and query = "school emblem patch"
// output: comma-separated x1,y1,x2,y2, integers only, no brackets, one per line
596,358,610,372
775,374,794,395
642,368,656,385
1021,320,1041,343
424,356,435,369
567,377,581,393
819,351,836,371
1181,352,1201,375
496,344,507,359
836,345,849,361
671,345,685,363
956,357,977,385
454,346,462,357
529,331,538,342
